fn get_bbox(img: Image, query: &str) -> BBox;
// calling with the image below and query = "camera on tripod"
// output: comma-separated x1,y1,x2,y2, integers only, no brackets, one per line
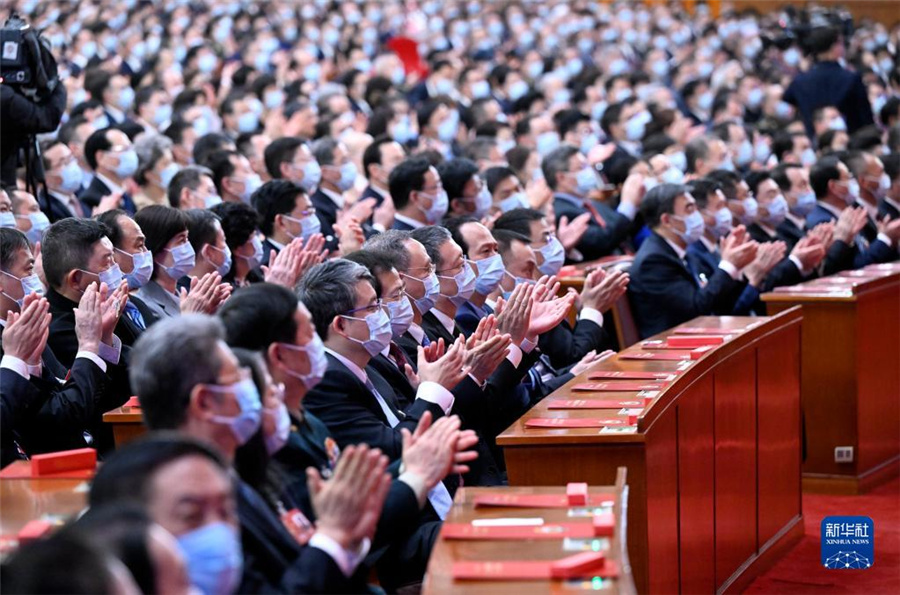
0,12,59,101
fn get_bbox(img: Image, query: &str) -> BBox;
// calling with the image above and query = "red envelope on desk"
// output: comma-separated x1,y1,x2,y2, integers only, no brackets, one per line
443,516,614,540
473,493,615,509
672,327,743,335
124,396,141,408
619,351,691,361
547,398,647,409
665,335,726,348
571,382,666,392
525,417,636,428
589,370,677,380
452,553,619,581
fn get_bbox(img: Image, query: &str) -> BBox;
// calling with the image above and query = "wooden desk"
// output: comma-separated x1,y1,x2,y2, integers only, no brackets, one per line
558,256,634,339
102,405,146,448
0,478,87,551
762,264,900,494
424,469,635,594
498,309,804,594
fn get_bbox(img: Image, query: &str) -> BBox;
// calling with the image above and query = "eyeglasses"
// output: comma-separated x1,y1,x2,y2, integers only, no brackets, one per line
405,263,436,276
341,299,385,317
437,259,468,277
382,291,408,304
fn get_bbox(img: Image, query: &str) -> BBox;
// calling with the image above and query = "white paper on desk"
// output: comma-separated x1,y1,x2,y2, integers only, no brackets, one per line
471,517,545,527
599,426,638,435
619,408,644,416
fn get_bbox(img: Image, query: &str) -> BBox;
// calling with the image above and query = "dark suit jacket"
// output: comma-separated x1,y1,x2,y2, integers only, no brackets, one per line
806,204,896,272
629,233,743,339
553,193,631,260
687,241,760,316
783,60,875,136
310,189,341,252
0,324,110,457
1,369,38,467
261,238,281,268
303,354,444,460
79,176,137,215
392,218,416,231
38,190,89,222
45,288,130,453
235,479,365,594
776,217,806,251
879,198,900,221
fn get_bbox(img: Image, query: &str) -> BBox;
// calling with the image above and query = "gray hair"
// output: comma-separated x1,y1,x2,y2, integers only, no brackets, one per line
409,225,452,270
310,136,339,166
463,137,498,162
129,314,225,431
134,133,174,185
541,144,579,191
685,136,711,174
362,229,413,272
296,259,375,341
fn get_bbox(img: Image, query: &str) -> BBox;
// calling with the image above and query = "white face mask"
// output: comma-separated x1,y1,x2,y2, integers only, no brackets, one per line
417,189,449,224
341,306,392,357
279,333,328,389
263,402,291,455
162,241,196,279
116,248,154,289
386,293,414,338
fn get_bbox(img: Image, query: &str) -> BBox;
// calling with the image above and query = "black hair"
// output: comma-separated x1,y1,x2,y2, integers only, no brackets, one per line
42,218,111,290
388,157,432,210
251,180,306,237
219,283,299,350
264,137,304,180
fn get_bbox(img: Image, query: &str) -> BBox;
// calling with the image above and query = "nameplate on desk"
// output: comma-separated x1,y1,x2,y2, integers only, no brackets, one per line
619,351,691,361
442,515,614,540
548,398,648,410
588,370,677,381
525,417,636,429
473,493,615,509
571,382,667,392
452,554,619,581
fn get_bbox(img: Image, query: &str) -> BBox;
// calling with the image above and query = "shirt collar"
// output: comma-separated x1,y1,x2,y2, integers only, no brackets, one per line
266,237,286,251
105,105,125,123
554,192,584,206
394,213,425,229
817,200,843,219
369,184,389,199
699,235,717,253
95,172,125,196
429,308,456,335
324,347,367,384
407,322,425,344
661,235,687,260
785,211,805,230
883,196,900,212
757,222,778,238
856,197,878,221
320,186,345,208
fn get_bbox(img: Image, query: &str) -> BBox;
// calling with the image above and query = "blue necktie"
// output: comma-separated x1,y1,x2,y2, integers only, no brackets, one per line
421,334,431,347
124,302,146,330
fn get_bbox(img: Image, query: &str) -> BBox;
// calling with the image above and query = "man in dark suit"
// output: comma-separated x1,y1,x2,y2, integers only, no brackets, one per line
126,314,397,593
0,228,117,457
310,137,377,248
783,26,874,136
79,127,138,215
628,184,759,339
880,153,900,221
388,157,449,231
251,180,320,266
807,157,898,273
38,139,92,221
360,135,407,231
772,163,818,250
544,145,638,260
219,282,476,589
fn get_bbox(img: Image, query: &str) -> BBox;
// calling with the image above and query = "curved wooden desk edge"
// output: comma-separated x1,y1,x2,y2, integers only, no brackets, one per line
637,306,803,434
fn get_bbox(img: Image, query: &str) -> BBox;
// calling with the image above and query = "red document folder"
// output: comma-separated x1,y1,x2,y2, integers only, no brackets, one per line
525,417,636,429
571,382,666,392
619,351,691,361
473,493,615,509
665,335,726,348
673,327,743,334
452,554,619,580
547,398,648,409
442,515,615,540
589,370,677,380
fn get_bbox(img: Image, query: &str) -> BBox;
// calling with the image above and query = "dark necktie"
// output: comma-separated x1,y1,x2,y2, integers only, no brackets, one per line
683,257,700,288
124,302,146,330
388,342,410,372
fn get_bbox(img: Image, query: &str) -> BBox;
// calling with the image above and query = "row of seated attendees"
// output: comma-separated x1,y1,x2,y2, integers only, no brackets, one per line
1,0,899,592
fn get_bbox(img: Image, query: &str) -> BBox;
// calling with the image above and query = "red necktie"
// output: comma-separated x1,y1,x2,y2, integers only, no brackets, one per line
388,342,410,372
582,200,607,228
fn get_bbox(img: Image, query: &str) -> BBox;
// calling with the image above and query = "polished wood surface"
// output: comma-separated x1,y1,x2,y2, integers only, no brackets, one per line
763,265,900,494
0,478,87,543
498,309,804,594
102,405,146,448
558,256,633,333
423,469,636,595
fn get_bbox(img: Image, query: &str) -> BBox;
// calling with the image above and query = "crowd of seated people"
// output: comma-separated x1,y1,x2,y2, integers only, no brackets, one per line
1,0,899,592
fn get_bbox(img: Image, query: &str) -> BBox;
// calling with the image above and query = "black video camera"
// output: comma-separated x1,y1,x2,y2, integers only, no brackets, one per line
0,12,58,101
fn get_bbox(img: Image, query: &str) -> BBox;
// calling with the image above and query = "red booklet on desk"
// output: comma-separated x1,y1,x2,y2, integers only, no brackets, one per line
473,493,615,509
589,370,677,380
443,515,615,540
619,351,691,361
452,552,619,580
547,398,648,409
525,416,636,428
571,382,666,392
0,448,96,479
